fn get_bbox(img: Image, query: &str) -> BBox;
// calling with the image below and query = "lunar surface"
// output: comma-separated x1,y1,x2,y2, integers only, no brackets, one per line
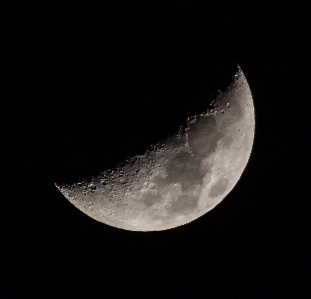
56,67,255,231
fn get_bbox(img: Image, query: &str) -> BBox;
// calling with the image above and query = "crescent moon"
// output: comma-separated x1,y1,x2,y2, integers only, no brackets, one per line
56,67,255,231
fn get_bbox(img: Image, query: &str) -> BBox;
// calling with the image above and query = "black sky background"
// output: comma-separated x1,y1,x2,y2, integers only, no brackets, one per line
2,1,310,298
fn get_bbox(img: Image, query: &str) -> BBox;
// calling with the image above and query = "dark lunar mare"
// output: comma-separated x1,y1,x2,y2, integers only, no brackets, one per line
56,68,255,231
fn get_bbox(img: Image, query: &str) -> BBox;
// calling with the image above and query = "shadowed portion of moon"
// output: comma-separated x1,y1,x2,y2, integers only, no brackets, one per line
56,67,255,231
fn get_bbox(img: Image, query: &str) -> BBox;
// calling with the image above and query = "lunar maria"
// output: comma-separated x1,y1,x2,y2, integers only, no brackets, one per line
56,67,255,231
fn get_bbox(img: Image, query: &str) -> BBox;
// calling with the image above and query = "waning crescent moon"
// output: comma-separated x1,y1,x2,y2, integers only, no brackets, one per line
56,67,255,231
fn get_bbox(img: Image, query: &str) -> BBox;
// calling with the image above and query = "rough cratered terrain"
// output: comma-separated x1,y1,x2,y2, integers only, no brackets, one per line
56,68,255,231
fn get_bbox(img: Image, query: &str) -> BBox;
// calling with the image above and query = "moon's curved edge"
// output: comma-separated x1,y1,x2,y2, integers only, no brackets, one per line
55,66,255,232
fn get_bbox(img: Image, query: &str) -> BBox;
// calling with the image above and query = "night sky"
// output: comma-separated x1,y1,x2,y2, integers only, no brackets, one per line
2,1,310,298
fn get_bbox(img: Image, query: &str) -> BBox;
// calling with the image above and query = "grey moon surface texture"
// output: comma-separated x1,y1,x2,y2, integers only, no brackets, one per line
56,68,255,231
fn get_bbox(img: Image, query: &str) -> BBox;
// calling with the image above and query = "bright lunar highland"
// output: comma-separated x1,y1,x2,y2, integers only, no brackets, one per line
56,68,255,231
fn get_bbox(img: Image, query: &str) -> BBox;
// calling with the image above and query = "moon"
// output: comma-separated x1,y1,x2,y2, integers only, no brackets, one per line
56,67,255,231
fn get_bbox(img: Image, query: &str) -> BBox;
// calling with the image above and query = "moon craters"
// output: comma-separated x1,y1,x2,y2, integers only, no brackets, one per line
56,68,255,231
